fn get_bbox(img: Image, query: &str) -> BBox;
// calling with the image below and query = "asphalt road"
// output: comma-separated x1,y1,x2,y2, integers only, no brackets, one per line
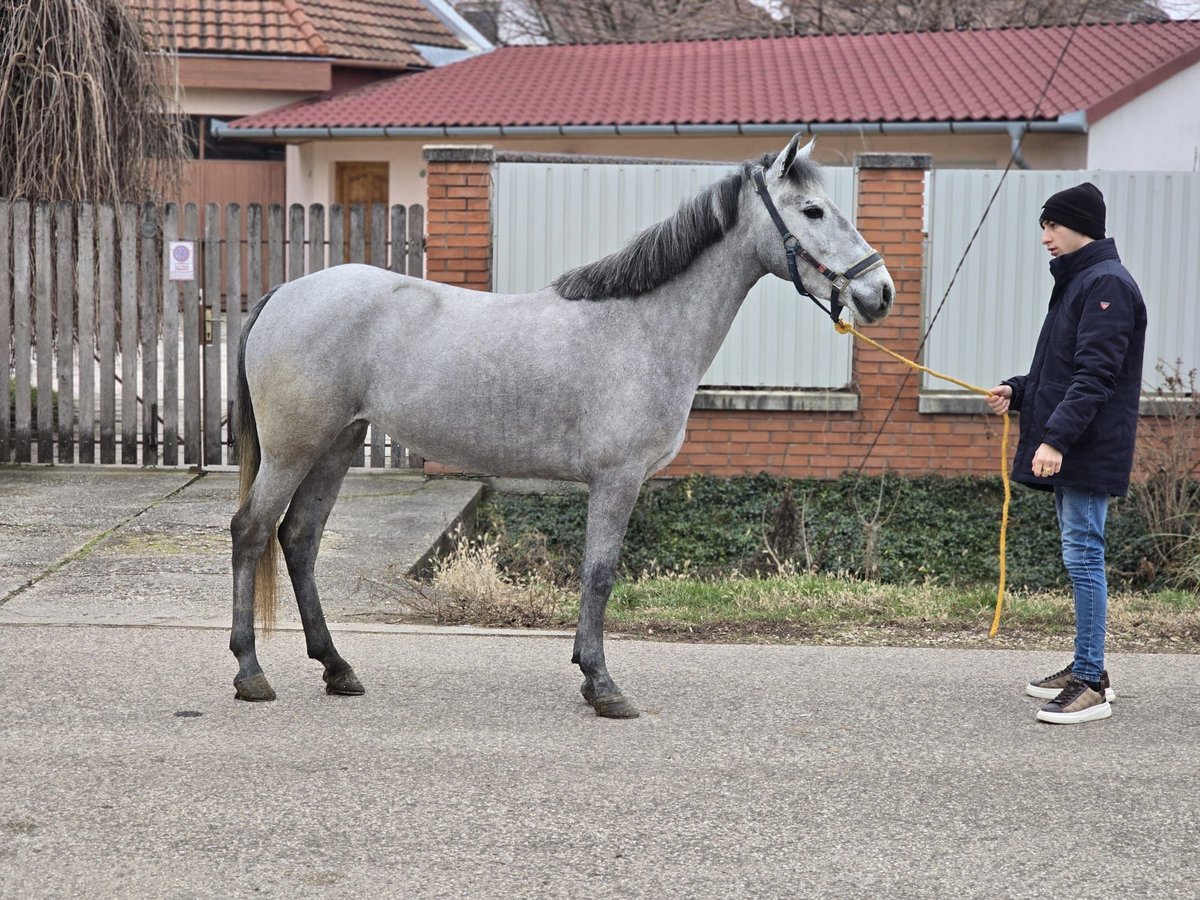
1,467,1197,898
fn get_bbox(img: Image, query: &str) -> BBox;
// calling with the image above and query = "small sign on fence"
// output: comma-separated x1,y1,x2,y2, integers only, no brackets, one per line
168,241,195,281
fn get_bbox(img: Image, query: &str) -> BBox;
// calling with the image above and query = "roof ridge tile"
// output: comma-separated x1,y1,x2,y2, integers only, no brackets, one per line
277,0,330,55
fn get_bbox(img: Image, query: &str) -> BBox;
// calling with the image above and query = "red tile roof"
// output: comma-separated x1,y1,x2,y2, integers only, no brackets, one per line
226,21,1200,130
129,0,464,70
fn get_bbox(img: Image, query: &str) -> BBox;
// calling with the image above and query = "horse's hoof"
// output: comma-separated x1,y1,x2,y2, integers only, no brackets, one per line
581,680,597,705
323,667,365,696
234,673,276,702
590,693,640,719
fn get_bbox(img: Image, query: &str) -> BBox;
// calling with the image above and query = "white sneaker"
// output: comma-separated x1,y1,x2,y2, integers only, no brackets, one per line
1026,665,1116,702
1036,679,1113,724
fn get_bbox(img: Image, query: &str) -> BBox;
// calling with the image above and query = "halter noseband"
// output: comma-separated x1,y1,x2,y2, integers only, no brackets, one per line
751,165,885,324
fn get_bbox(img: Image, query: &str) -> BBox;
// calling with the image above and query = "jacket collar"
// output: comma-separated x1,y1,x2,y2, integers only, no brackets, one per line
1049,237,1119,285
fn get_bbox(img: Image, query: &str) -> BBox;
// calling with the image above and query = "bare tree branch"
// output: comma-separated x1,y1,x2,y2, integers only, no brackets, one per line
0,0,186,204
453,0,1172,44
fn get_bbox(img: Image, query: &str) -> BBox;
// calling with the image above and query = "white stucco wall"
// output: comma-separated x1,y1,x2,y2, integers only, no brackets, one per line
287,142,429,212
1088,62,1200,171
283,131,1085,213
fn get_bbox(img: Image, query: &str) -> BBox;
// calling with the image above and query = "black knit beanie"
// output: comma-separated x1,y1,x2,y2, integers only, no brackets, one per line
1039,182,1106,240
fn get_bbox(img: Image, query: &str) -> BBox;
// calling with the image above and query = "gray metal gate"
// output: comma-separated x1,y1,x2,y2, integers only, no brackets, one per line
493,161,858,389
925,169,1200,393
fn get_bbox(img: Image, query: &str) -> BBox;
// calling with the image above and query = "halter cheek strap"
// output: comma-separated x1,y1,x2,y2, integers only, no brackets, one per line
751,166,885,324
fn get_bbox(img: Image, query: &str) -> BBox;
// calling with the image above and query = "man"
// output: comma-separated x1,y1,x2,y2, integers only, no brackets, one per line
986,182,1147,725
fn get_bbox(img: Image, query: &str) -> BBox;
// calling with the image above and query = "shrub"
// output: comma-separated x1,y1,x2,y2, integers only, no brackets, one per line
1131,360,1200,591
482,472,1171,591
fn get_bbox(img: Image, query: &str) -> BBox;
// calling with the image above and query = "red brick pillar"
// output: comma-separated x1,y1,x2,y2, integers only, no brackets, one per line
852,153,933,473
423,146,494,290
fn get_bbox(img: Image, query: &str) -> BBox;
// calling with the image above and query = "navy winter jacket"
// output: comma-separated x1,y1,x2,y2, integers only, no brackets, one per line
1002,238,1146,497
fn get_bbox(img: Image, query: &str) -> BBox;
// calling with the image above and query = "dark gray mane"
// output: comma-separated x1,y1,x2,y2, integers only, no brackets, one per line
554,152,820,301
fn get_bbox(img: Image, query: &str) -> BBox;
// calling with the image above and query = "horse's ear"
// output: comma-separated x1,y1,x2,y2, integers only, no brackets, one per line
768,133,804,181
797,137,816,160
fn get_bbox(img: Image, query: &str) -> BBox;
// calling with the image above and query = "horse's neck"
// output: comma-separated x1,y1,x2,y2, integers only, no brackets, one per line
637,228,765,383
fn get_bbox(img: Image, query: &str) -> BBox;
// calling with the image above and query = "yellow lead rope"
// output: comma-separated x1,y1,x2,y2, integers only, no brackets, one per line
834,320,1011,638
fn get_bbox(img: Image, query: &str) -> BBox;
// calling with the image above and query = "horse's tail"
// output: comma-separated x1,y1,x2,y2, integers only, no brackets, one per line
237,286,281,635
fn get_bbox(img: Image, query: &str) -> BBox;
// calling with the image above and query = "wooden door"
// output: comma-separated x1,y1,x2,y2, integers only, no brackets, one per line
336,162,389,263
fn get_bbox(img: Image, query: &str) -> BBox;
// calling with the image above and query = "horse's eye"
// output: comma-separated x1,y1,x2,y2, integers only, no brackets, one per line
803,206,824,220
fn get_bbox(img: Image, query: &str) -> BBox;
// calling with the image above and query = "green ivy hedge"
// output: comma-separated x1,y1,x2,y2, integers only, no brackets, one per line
481,473,1160,591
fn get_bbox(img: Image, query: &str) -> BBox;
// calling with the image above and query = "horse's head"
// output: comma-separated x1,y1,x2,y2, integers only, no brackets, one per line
749,134,894,324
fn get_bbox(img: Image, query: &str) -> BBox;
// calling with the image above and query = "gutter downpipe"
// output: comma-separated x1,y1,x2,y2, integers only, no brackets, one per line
1007,123,1030,170
212,118,1089,141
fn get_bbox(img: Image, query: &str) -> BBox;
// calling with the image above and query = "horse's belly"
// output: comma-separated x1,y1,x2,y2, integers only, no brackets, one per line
370,389,686,483
381,418,586,480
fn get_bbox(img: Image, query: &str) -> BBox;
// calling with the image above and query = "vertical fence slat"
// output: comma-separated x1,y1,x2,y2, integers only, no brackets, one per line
77,205,95,463
35,203,54,462
55,204,75,463
288,204,305,282
12,201,31,462
225,204,242,461
0,201,10,462
390,205,407,275
369,203,388,467
119,203,139,464
389,204,407,468
183,204,201,465
407,204,424,279
98,205,116,463
369,203,387,269
247,204,263,303
140,204,160,466
405,203,425,469
203,203,222,466
349,204,366,264
346,204,366,467
268,204,284,289
307,204,325,274
161,204,179,466
239,203,263,468
328,204,344,267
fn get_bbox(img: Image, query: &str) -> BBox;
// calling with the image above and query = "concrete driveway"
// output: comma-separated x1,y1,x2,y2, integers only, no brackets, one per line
1,467,1197,898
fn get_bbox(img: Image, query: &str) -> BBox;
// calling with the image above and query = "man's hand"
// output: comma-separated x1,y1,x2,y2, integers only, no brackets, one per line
1032,443,1063,478
986,384,1012,415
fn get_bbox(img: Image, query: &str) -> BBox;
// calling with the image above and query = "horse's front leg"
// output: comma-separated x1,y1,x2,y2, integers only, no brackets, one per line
573,468,643,719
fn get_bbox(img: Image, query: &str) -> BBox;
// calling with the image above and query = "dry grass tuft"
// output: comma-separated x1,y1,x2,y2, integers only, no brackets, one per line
414,527,573,628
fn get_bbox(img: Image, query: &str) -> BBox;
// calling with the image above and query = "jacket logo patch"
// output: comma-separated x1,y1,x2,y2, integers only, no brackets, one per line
1099,301,1111,310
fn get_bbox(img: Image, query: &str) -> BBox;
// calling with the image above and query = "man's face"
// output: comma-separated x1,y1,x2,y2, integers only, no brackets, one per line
1040,221,1092,257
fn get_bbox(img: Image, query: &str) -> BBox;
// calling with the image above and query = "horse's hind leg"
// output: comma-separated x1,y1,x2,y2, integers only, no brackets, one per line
230,460,310,701
278,421,368,696
572,467,644,719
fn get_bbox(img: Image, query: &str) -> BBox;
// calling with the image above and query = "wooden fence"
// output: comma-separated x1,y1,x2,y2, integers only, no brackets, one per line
1,200,425,468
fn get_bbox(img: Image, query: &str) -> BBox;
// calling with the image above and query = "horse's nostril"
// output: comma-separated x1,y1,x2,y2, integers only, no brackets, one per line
882,284,894,309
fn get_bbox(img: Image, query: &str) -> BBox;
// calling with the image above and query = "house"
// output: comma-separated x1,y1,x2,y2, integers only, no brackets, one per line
126,0,493,210
219,20,1200,213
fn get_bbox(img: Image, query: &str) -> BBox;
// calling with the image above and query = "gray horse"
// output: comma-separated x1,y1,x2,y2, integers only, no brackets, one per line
230,134,894,718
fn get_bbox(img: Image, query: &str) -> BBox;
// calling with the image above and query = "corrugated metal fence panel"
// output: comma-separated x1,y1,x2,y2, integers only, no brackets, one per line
494,163,856,389
926,170,1200,392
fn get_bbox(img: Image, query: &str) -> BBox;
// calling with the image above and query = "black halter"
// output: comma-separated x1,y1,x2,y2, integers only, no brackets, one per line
751,165,885,324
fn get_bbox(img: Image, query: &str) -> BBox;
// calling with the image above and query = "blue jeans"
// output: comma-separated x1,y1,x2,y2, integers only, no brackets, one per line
1055,486,1110,682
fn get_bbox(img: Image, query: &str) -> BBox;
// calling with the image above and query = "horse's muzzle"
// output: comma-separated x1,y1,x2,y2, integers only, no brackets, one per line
851,278,895,324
